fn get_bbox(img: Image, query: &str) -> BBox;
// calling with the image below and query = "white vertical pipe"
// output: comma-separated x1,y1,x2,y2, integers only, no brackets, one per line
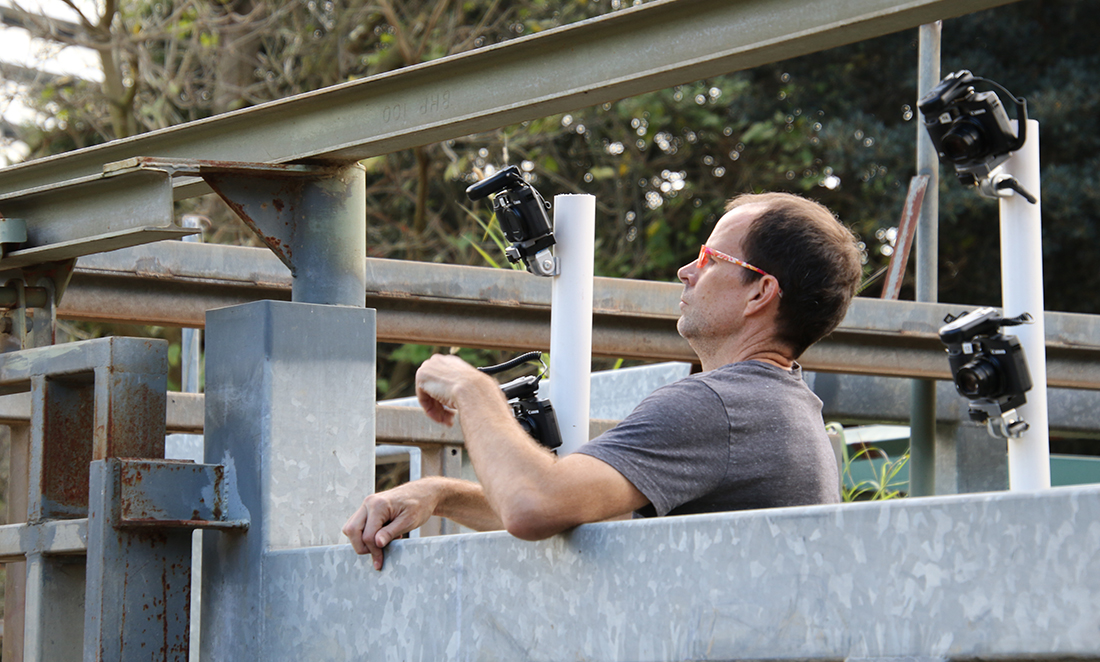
999,119,1050,490
549,194,595,456
181,215,204,395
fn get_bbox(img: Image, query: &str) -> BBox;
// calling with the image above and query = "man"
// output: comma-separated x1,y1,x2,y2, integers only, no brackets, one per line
344,192,862,570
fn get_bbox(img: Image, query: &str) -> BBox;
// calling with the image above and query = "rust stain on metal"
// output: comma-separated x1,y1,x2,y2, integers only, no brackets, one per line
41,377,95,515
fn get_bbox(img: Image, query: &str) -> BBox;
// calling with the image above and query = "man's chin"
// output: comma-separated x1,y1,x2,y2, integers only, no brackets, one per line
676,318,693,340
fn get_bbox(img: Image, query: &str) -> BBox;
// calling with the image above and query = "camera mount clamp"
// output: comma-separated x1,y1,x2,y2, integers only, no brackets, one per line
466,166,559,277
978,169,1038,204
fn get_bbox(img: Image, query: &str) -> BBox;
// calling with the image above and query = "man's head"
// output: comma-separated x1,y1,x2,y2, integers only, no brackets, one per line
722,192,862,358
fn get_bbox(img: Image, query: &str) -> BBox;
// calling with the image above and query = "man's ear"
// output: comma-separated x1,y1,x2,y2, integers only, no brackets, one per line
743,276,782,317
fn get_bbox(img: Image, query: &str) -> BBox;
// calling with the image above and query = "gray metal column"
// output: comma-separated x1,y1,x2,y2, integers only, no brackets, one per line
84,460,190,661
909,21,942,497
200,163,367,307
201,300,376,660
3,423,29,662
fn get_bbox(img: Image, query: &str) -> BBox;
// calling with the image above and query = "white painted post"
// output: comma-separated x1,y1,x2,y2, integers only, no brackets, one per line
549,194,595,456
999,119,1050,490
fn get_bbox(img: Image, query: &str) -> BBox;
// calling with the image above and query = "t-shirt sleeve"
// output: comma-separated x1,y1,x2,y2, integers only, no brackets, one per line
574,378,731,516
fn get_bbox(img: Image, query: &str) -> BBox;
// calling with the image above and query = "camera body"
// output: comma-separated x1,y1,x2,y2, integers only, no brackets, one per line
918,70,1026,186
500,374,562,452
466,166,558,277
939,307,1033,435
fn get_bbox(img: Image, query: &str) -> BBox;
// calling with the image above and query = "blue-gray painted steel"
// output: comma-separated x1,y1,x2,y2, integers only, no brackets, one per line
201,300,376,659
23,552,84,662
255,486,1100,661
203,164,367,306
115,460,248,530
85,459,192,661
0,337,169,661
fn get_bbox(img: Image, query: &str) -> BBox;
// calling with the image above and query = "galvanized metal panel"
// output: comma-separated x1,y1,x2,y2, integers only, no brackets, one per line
202,300,377,659
0,0,1017,199
256,486,1100,661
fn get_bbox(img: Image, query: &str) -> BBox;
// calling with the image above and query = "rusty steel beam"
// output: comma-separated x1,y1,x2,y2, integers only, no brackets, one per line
62,243,1100,389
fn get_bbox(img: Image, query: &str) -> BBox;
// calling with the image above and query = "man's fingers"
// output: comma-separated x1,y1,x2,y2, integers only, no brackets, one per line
375,512,414,549
341,505,370,555
361,505,386,569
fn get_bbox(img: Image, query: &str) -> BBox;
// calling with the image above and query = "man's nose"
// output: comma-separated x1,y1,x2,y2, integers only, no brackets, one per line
677,260,695,284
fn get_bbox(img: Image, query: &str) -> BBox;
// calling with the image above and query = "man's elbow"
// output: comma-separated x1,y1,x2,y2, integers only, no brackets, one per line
499,494,570,541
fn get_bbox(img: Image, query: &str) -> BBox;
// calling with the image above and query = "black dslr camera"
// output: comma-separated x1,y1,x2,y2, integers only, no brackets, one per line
466,166,558,277
939,307,1034,438
478,351,562,452
918,70,1033,200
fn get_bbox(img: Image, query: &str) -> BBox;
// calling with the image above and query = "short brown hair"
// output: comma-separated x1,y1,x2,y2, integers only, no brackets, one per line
726,192,862,358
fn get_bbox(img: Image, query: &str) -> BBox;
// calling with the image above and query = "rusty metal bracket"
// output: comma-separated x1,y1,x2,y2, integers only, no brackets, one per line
116,459,249,531
85,458,248,661
115,157,368,306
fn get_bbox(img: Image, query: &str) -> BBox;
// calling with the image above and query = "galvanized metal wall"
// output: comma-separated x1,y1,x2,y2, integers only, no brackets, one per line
255,486,1100,661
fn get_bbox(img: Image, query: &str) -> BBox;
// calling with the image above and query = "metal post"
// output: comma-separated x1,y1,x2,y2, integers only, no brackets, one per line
83,460,192,661
290,165,367,306
201,301,376,659
909,21,941,497
1000,119,1050,490
201,163,367,307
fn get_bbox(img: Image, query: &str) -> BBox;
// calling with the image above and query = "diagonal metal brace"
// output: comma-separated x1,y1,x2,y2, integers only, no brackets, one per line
109,157,367,306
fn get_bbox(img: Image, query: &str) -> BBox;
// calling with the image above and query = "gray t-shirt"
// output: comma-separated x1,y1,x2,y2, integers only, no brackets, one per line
576,360,839,517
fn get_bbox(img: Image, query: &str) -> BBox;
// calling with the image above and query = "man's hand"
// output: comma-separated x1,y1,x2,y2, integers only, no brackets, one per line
342,480,441,570
415,354,498,425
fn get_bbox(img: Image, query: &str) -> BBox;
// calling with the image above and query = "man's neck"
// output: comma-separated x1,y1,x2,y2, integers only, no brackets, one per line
692,333,795,373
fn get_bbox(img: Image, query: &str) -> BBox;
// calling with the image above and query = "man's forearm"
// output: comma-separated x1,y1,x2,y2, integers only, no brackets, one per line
450,379,563,533
430,476,504,531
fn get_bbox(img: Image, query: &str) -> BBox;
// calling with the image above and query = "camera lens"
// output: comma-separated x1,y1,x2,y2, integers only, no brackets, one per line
956,358,1001,398
941,119,987,163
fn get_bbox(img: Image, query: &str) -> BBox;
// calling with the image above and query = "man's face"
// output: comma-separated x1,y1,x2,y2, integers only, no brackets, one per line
675,204,765,342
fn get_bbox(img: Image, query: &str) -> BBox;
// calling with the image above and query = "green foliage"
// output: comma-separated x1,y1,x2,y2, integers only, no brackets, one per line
843,447,910,502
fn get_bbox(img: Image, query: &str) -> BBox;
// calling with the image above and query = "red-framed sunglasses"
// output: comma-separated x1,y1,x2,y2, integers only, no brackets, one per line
696,245,782,296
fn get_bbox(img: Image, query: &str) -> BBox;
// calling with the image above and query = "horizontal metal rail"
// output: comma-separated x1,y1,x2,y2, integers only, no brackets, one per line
0,391,615,444
64,243,1100,389
0,519,88,563
0,0,1016,198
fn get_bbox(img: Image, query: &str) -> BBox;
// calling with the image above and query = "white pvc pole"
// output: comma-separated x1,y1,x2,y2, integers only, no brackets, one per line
549,194,595,456
999,119,1050,490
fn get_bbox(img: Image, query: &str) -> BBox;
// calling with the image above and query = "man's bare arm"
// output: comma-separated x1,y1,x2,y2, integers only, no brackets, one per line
416,355,649,540
342,476,503,570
